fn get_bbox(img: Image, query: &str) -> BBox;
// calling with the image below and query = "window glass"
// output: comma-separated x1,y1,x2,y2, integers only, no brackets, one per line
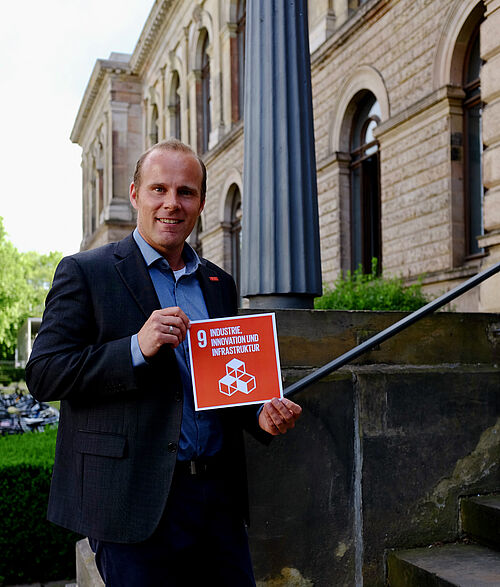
463,29,483,257
201,35,211,153
171,72,181,140
237,0,246,120
231,188,242,293
350,93,381,273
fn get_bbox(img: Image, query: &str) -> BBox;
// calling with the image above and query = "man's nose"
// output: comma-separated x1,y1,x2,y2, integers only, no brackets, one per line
162,190,181,208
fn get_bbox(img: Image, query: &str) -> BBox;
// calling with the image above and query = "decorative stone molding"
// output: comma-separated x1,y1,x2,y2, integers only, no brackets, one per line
433,0,484,89
129,0,175,74
220,168,243,223
311,0,391,64
375,85,464,144
70,56,134,144
329,64,390,153
309,8,336,53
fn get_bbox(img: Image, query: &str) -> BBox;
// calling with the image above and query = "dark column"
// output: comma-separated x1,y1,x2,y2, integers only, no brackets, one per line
241,0,322,309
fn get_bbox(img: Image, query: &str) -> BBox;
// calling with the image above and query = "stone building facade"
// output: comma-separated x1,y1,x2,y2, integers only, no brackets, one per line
71,0,500,311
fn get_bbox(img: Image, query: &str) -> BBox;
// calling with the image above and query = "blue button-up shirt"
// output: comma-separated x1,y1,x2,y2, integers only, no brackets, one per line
130,229,223,460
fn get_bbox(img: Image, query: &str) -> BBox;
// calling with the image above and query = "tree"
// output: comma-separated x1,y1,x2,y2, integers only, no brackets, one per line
0,217,62,360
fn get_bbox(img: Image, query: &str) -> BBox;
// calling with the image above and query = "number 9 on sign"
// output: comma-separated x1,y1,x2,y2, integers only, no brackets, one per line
197,329,207,348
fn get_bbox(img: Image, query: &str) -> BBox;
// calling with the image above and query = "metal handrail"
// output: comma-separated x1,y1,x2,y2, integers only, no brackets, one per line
284,261,500,398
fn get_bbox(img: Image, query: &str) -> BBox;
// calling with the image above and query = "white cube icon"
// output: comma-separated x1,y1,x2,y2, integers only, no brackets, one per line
219,374,238,396
226,358,245,379
235,373,256,394
218,359,257,398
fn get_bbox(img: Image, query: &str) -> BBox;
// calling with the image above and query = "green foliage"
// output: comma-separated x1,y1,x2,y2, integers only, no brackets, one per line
0,217,62,359
314,259,429,312
0,428,79,585
0,364,26,386
0,425,57,467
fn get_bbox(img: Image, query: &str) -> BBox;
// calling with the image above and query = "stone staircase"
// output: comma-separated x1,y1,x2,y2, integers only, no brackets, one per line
387,494,500,586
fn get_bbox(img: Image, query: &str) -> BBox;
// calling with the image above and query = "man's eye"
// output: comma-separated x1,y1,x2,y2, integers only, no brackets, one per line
154,186,165,193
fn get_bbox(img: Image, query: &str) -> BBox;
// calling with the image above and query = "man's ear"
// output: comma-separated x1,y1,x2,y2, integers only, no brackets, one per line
199,197,206,215
129,182,138,210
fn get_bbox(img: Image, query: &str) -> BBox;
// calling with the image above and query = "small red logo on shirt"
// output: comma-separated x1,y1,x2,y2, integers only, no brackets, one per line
209,276,219,281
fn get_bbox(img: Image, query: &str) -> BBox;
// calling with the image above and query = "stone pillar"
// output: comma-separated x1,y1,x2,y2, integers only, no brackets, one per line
220,22,237,127
160,65,167,140
109,101,135,222
206,42,226,149
187,70,201,151
241,0,322,309
478,0,500,311
308,0,336,53
182,27,191,145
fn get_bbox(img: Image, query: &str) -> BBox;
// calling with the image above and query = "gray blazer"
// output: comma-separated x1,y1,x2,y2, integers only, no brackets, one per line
26,233,267,543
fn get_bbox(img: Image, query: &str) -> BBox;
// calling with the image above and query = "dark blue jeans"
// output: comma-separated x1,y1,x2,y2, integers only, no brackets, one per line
89,469,255,586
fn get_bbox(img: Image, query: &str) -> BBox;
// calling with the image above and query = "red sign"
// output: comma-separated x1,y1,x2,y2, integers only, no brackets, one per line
187,313,283,410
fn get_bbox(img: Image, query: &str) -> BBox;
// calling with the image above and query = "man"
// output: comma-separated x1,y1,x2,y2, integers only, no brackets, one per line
26,139,301,586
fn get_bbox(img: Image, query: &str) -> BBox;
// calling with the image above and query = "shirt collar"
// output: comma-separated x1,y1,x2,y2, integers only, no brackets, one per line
133,228,201,275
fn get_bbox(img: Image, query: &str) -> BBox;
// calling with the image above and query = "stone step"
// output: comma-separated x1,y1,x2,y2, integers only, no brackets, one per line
387,543,500,586
76,539,104,587
461,494,500,550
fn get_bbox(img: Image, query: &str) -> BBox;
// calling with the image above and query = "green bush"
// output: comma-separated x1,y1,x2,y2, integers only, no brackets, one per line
315,259,429,311
0,427,80,585
0,364,25,386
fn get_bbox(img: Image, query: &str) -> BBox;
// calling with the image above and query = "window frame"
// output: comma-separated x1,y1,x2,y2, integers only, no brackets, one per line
349,94,382,274
462,24,484,260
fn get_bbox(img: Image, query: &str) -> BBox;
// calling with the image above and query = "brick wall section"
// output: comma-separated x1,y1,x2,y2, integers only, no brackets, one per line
202,129,244,271
311,0,462,285
380,106,451,275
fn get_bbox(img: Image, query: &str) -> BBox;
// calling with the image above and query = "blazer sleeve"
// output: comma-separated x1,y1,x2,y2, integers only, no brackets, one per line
26,256,138,402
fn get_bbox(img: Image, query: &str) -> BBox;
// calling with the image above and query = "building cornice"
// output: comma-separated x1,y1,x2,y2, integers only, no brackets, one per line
374,85,465,140
129,0,178,75
70,56,133,144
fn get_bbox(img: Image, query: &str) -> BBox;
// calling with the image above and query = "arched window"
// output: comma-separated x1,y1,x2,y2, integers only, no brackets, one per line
199,34,211,153
350,93,381,273
230,188,242,292
463,25,483,257
149,104,159,147
96,142,104,222
236,0,246,121
90,158,97,235
170,71,181,140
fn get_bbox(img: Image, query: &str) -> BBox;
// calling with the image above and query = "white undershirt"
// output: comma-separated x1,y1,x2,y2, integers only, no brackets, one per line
173,266,186,281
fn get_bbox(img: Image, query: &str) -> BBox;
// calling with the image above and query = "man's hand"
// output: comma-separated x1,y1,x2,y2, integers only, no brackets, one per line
137,307,190,358
258,397,302,436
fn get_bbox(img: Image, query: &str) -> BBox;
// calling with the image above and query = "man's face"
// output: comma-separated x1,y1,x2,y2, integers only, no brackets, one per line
129,149,205,265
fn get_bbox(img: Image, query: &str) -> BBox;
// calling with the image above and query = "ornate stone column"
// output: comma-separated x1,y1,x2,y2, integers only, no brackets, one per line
220,22,237,127
160,65,167,140
478,0,500,311
187,69,201,151
241,0,322,309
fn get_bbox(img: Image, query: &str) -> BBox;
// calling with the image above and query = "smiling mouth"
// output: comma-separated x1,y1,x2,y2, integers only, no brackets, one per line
157,218,182,224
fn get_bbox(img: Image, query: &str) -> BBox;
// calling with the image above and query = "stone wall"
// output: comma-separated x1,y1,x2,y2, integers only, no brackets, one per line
245,308,500,586
74,307,500,586
311,0,487,294
478,0,500,311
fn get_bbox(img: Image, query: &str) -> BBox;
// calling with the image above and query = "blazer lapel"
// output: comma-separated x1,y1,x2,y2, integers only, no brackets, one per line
114,234,160,319
197,262,228,319
113,235,232,320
